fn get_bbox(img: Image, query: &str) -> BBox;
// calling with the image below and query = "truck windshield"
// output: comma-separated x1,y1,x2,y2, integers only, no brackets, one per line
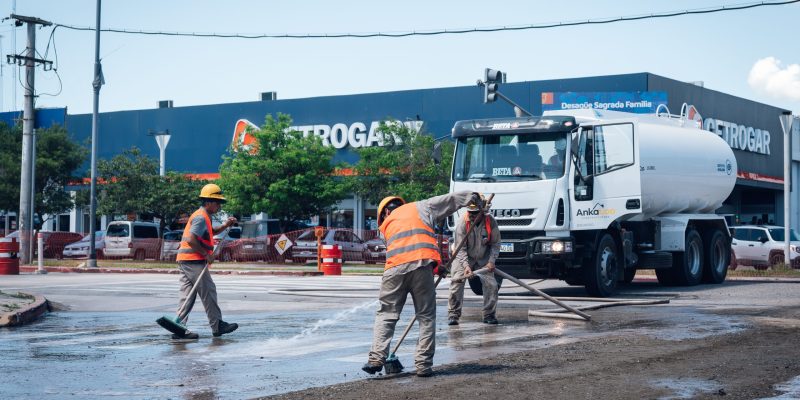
453,132,566,182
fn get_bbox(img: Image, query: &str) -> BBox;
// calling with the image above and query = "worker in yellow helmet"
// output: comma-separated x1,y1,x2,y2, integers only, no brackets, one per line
362,190,482,377
172,183,238,339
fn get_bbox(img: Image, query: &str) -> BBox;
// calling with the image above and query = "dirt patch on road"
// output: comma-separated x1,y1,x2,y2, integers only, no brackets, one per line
266,306,800,400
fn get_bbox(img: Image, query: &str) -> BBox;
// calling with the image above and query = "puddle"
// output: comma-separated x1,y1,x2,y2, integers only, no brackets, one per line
650,377,722,399
761,375,800,399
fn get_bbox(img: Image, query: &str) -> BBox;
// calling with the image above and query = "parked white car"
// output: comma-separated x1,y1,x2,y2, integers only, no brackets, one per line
730,225,800,270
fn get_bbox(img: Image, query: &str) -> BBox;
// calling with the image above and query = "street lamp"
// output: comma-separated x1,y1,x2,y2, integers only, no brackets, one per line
148,129,171,176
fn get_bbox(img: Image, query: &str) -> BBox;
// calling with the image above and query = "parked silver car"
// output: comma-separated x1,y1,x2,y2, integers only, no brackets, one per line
62,231,106,259
291,229,368,263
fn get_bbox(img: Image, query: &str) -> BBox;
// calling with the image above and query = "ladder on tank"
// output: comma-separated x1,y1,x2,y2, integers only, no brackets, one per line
655,103,703,129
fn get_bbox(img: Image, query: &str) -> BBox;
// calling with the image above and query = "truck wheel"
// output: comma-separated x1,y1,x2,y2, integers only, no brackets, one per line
134,249,145,261
468,274,503,296
660,229,703,286
220,250,232,262
584,233,619,297
702,229,729,284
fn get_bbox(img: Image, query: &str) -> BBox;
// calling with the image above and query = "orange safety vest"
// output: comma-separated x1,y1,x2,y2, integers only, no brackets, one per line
176,208,214,262
465,213,492,244
381,203,441,270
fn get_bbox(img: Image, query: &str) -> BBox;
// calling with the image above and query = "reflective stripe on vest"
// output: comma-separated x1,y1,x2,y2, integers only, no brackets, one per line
380,202,441,270
176,208,214,262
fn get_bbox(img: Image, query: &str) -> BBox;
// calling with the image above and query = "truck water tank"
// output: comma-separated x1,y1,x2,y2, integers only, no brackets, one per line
638,121,737,216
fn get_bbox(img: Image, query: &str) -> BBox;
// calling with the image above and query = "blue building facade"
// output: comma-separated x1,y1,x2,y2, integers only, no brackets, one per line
12,72,800,233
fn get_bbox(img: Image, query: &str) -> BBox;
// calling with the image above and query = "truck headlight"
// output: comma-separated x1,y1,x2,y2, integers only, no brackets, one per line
792,245,799,253
540,240,573,254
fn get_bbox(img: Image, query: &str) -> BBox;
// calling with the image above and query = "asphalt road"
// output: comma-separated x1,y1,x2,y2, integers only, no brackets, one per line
2,273,800,399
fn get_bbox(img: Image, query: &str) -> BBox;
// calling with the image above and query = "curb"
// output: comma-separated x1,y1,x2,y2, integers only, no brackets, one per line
0,292,48,327
18,265,323,276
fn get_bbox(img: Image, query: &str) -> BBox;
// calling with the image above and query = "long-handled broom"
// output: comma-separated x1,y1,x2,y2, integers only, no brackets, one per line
383,194,494,374
156,240,222,337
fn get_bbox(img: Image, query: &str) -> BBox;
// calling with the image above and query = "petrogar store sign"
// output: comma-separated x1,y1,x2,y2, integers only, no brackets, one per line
704,118,770,155
232,119,424,151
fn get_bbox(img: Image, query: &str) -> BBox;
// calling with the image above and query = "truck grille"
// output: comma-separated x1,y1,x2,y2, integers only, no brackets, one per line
497,219,533,226
496,231,543,240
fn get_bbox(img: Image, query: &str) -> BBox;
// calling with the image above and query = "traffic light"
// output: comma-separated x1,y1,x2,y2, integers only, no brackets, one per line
484,68,503,103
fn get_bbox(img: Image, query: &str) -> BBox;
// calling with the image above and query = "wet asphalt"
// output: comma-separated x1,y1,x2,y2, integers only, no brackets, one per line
2,273,800,399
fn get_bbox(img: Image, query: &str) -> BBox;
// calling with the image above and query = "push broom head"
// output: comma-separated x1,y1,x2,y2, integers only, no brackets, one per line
383,353,404,374
156,315,188,336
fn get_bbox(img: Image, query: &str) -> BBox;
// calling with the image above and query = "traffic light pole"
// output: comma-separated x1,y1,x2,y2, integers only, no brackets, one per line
478,80,533,117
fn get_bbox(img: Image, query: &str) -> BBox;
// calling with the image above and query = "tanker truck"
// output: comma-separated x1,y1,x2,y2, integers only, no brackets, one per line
447,106,737,297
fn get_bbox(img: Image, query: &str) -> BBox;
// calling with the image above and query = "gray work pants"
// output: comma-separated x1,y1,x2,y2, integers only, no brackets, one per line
177,261,221,332
448,262,498,320
368,265,437,372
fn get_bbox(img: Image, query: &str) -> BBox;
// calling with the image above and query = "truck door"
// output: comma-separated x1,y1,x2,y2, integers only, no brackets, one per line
570,122,641,231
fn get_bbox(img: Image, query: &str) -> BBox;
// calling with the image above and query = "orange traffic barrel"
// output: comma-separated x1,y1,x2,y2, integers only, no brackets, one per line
0,238,20,275
319,244,342,275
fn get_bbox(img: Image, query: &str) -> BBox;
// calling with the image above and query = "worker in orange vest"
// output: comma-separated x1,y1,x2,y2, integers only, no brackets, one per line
173,183,238,339
447,195,501,325
362,191,481,377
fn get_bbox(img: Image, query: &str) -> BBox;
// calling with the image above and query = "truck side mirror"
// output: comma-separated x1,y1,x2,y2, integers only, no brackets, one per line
432,142,442,165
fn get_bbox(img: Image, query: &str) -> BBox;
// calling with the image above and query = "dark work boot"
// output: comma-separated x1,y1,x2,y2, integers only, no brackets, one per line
448,317,459,326
172,330,199,340
213,320,239,337
361,362,383,374
483,316,498,325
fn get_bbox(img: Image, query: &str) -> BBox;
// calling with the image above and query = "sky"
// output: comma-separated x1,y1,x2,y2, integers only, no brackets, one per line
0,0,798,116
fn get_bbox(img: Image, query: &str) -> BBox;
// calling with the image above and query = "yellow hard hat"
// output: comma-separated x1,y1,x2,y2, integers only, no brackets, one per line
467,193,486,212
377,196,405,227
199,183,226,202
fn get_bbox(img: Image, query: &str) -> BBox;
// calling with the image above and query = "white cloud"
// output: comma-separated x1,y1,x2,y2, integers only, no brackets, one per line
748,57,800,102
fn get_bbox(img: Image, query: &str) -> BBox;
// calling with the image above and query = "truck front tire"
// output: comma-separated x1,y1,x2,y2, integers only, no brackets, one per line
584,233,619,297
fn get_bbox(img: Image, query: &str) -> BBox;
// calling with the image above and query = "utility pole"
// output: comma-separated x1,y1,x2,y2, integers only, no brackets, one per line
780,112,794,266
11,0,16,111
87,0,104,268
8,14,52,265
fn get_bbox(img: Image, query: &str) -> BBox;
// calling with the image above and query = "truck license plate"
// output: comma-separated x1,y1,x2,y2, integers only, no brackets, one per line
500,243,514,253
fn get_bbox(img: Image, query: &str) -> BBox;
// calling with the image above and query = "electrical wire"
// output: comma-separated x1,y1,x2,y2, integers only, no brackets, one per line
50,0,799,40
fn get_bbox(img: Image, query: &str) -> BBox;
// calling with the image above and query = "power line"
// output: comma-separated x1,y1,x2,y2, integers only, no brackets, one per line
51,0,799,39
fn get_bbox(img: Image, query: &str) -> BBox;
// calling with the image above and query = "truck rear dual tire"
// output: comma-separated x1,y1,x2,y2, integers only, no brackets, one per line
702,230,729,284
656,229,703,286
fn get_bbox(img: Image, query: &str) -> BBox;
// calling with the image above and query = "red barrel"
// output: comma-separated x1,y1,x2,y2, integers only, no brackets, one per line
0,238,20,275
319,244,342,275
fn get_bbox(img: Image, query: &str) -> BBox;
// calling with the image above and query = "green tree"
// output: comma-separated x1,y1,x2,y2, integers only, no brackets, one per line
218,113,346,228
0,122,87,225
347,121,454,204
96,147,207,231
96,147,160,217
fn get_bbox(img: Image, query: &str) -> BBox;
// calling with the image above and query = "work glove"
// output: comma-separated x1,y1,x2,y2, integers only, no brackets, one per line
485,261,496,272
470,192,485,211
